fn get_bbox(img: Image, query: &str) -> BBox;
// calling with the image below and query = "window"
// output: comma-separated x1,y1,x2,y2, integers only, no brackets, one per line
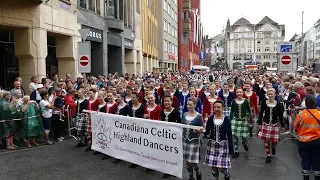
233,34,238,39
88,0,95,12
257,40,261,45
274,41,278,45
174,12,177,21
265,47,270,52
257,33,261,38
168,23,171,34
168,4,171,15
79,0,86,8
105,0,116,18
136,0,140,13
96,0,101,14
265,40,269,45
257,48,261,52
273,32,278,37
164,40,168,52
248,41,252,45
273,47,277,52
248,49,252,53
234,41,238,45
164,20,167,31
164,0,167,12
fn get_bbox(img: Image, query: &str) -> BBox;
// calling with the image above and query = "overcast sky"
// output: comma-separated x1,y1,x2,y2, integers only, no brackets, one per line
201,0,320,41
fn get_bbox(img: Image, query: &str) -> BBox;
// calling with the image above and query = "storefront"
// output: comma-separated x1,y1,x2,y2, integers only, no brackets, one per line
124,38,135,74
81,25,106,76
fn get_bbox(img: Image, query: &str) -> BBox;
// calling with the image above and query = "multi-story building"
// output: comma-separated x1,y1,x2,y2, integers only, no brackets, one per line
226,16,285,69
0,0,79,92
178,0,203,70
203,34,226,68
158,0,178,71
315,19,320,60
142,0,159,72
302,26,317,65
78,0,140,76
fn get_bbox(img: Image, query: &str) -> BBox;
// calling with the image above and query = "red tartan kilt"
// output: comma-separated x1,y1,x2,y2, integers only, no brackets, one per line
257,122,280,142
86,116,92,133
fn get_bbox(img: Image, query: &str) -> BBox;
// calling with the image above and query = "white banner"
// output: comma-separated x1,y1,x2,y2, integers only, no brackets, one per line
91,113,183,178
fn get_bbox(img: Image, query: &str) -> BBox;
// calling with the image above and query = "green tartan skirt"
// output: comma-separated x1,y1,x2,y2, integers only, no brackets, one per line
231,117,249,138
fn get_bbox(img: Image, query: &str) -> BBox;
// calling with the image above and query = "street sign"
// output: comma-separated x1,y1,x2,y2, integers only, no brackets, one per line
279,54,293,72
281,55,291,65
279,42,295,54
78,29,90,41
78,41,91,73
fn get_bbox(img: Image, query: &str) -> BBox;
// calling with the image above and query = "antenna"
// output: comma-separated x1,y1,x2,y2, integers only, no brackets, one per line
302,11,304,36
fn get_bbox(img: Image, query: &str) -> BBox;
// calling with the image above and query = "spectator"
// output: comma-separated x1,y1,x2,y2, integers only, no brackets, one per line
29,76,38,94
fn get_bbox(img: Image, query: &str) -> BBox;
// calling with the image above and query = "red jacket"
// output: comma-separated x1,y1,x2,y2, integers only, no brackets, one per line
243,92,259,115
203,96,218,118
144,105,162,120
64,94,77,118
138,90,144,103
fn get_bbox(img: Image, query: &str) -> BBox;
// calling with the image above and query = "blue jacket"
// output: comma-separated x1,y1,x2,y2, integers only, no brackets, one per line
178,92,190,109
205,115,234,155
183,97,202,113
218,91,234,107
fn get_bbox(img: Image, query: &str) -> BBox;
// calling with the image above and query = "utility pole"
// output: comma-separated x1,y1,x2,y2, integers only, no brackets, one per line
301,11,304,36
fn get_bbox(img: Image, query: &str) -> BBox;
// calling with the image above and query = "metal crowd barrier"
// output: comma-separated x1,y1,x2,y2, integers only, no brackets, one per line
282,105,300,142
64,105,77,140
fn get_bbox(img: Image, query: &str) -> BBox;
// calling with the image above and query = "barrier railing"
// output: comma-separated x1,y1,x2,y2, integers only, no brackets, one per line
282,105,300,142
64,105,77,140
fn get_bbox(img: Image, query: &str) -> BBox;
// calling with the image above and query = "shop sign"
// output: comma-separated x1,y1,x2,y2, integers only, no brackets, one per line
124,39,134,49
168,54,176,60
82,26,103,43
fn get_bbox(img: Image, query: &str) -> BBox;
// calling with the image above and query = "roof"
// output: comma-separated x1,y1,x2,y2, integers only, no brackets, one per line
257,16,278,25
233,17,252,25
230,16,285,36
289,34,298,42
315,19,320,26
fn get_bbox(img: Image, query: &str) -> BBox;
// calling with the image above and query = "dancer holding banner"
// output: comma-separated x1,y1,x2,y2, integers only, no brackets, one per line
85,88,98,152
182,97,203,180
202,100,233,180
161,95,182,178
102,92,118,160
128,92,145,169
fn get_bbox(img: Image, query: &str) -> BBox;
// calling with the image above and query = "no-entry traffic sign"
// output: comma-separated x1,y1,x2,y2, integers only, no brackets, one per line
80,56,89,66
279,54,293,72
78,41,91,73
281,55,291,65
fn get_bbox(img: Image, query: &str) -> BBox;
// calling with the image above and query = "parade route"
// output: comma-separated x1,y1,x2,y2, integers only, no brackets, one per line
0,135,302,180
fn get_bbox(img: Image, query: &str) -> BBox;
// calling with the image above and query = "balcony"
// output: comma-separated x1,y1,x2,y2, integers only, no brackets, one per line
183,22,191,34
183,0,191,10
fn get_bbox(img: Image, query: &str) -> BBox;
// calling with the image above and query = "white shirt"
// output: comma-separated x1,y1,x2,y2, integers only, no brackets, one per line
40,100,52,118
29,82,37,93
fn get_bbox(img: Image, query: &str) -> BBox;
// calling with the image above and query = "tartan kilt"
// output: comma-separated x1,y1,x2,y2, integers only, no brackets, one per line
223,110,231,119
204,140,231,168
257,122,280,142
183,138,201,163
231,118,248,138
76,113,88,132
86,116,92,134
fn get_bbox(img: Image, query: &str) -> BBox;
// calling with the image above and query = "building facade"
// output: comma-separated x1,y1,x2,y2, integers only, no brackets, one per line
0,0,80,93
203,34,226,68
177,0,203,71
226,16,285,69
302,26,317,65
158,0,178,71
78,0,141,76
315,19,320,61
142,0,159,73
